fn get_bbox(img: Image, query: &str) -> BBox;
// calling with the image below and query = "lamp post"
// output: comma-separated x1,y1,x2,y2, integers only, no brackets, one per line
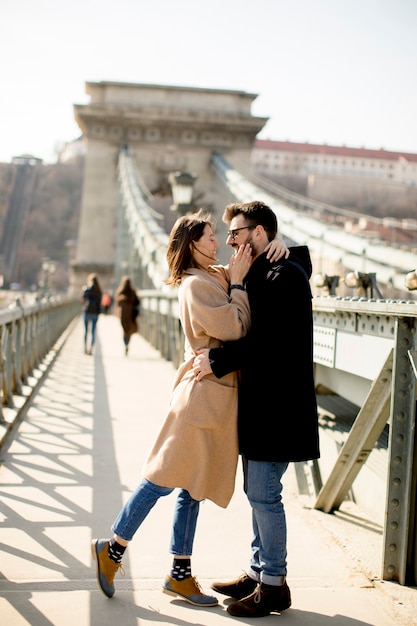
168,171,197,216
344,271,383,299
41,258,56,295
313,273,339,296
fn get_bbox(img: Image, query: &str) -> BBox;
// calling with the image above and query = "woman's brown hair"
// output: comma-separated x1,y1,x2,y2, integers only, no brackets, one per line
166,209,214,286
87,273,102,295
116,275,135,296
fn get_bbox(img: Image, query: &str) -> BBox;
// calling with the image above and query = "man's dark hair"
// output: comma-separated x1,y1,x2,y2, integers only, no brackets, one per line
222,201,278,242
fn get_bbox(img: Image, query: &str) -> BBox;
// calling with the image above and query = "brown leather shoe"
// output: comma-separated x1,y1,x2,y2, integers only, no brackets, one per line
211,572,258,599
163,575,218,606
91,539,124,598
227,581,291,617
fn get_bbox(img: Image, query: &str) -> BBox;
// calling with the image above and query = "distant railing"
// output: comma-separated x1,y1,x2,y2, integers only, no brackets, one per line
117,147,169,288
0,296,80,429
139,289,184,368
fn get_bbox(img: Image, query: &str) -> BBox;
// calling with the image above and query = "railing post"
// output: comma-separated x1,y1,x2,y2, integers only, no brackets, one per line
14,317,23,395
383,316,417,585
3,322,15,408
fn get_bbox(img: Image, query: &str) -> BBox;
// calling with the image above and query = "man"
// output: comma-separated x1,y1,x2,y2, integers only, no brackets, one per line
193,200,319,618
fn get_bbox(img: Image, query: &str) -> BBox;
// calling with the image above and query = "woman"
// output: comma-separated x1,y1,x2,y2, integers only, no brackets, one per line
82,273,102,355
115,276,140,355
91,210,285,607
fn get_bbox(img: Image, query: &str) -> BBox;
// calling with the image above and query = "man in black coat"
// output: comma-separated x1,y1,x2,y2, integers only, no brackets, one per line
193,200,319,618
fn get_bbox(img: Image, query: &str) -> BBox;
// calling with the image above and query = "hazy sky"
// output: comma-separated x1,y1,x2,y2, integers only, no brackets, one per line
1,0,416,163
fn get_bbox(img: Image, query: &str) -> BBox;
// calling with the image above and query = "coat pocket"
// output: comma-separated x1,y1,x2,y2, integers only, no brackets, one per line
172,375,237,430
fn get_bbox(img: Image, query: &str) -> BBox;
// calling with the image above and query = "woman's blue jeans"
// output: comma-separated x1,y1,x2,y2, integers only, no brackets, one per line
242,456,289,585
111,478,200,555
84,313,99,347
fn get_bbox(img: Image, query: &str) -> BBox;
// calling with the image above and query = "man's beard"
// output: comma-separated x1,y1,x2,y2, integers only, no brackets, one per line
232,237,255,255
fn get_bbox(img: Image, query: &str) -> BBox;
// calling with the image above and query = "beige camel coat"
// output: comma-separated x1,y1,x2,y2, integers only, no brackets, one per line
143,265,251,508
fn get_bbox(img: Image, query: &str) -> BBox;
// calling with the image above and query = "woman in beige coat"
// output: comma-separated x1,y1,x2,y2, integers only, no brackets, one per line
91,210,286,607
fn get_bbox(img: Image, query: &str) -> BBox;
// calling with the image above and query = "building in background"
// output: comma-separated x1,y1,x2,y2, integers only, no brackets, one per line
252,139,417,217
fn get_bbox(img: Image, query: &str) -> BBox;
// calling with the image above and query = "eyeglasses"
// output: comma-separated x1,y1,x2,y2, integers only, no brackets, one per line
227,225,257,241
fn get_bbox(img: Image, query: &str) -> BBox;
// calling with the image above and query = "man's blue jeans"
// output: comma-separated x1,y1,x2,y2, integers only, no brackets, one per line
242,457,289,585
111,478,200,555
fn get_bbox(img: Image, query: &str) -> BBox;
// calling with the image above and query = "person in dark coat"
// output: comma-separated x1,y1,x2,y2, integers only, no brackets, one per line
193,200,319,618
114,276,140,355
82,273,102,355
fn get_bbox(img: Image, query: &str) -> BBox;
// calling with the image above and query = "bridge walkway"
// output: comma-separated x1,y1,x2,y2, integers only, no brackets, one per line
1,314,416,625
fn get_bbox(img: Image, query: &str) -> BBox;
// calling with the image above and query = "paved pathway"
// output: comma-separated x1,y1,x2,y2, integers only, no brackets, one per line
1,314,416,625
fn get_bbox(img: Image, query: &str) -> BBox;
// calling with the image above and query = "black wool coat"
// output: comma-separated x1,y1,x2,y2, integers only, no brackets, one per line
210,246,319,462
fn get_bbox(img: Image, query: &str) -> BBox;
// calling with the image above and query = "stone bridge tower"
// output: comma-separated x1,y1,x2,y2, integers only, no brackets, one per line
71,81,268,293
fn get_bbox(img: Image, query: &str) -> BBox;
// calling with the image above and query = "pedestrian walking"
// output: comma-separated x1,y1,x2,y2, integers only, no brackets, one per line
114,277,140,355
81,273,102,355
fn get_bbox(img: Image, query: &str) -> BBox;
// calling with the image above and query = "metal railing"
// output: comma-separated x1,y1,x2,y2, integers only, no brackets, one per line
0,296,80,428
312,295,417,586
139,289,184,368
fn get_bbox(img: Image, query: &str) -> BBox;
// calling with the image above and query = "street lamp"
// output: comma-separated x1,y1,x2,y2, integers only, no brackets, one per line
344,271,383,299
41,258,56,294
168,171,197,216
313,273,339,296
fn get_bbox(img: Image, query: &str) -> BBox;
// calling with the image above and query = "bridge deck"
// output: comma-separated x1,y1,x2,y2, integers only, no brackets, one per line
0,314,416,625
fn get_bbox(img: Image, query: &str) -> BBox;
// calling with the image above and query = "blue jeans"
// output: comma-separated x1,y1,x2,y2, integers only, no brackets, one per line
242,456,289,585
84,313,99,347
111,478,200,555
